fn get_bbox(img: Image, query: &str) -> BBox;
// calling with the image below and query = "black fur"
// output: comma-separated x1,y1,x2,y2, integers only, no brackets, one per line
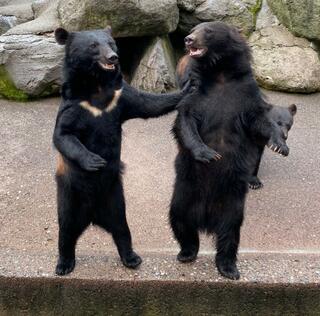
248,103,297,189
177,54,297,190
53,27,188,275
170,22,289,280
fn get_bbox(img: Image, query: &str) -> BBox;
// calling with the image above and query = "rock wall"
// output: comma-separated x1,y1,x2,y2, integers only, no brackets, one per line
0,0,319,100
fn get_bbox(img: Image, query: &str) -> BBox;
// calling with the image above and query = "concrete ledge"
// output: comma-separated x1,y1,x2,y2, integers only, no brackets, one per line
1,252,320,315
2,251,320,282
1,276,320,315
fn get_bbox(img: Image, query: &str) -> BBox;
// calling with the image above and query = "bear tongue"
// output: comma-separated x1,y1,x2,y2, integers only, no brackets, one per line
189,47,204,57
99,62,115,71
105,64,115,70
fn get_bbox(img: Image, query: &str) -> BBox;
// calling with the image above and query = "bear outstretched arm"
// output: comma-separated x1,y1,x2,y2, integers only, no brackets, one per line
242,110,289,157
120,82,190,121
175,106,222,163
53,106,107,172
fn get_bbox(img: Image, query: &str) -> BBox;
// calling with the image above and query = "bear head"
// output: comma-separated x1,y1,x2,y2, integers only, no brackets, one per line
55,26,120,76
269,104,297,140
184,21,250,64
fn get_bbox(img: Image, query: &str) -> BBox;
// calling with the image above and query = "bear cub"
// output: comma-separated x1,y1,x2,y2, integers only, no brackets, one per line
53,27,188,275
248,103,297,189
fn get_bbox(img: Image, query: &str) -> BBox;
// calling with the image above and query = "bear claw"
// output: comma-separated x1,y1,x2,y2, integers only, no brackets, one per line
267,143,289,157
194,146,222,163
248,176,263,190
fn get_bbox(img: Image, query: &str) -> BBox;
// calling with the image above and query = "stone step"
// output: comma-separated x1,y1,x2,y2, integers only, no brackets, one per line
1,252,320,315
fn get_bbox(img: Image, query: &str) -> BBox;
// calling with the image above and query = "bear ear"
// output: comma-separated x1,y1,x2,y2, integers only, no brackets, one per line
229,26,245,45
104,25,112,35
288,104,297,116
55,28,69,45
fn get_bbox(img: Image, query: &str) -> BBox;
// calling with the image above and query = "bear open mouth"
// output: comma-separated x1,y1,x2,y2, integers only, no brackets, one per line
188,47,207,58
99,62,116,71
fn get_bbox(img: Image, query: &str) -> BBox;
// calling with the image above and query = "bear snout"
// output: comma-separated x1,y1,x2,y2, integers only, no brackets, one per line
107,53,119,65
184,35,194,46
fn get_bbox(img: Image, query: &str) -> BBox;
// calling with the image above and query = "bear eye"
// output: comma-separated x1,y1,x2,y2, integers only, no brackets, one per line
277,121,282,126
90,42,98,49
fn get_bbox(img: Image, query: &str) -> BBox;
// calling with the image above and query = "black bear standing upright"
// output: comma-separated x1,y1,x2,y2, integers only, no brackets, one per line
53,27,188,275
170,22,290,280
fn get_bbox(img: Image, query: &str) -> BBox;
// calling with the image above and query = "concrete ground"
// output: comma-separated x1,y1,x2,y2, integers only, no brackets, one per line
0,90,320,286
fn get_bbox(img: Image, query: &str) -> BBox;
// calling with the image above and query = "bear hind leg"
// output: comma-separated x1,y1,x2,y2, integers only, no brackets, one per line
215,225,241,280
55,182,90,276
249,146,264,190
111,222,142,269
172,219,199,263
170,183,199,263
214,200,244,280
56,212,90,276
96,180,142,269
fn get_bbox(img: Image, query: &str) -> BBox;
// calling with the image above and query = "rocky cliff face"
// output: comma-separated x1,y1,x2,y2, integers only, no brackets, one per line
0,0,319,100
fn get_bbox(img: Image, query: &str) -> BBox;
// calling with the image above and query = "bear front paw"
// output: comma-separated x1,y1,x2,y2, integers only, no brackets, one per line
194,146,222,163
248,176,263,190
80,153,107,171
267,141,289,157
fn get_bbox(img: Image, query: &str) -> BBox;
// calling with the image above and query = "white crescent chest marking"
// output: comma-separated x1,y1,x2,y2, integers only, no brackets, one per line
79,101,102,117
106,88,122,112
79,88,123,116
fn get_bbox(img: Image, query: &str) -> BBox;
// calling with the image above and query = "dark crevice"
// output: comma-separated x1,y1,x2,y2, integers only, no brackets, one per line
115,36,154,83
115,32,187,85
169,30,187,63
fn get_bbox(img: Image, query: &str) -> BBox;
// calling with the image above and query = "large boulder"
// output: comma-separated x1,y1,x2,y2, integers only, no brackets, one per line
0,0,32,5
267,0,320,41
178,0,262,35
177,0,204,12
0,3,34,26
6,0,60,35
131,36,177,93
58,0,179,37
32,0,50,18
249,25,320,93
0,33,64,100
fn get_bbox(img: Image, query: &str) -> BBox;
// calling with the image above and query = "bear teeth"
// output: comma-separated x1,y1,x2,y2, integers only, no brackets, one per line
189,48,205,57
99,62,115,71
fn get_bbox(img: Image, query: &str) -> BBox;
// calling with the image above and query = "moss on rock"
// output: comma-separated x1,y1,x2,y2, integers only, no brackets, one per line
0,66,29,101
0,66,60,101
248,0,263,28
267,0,320,41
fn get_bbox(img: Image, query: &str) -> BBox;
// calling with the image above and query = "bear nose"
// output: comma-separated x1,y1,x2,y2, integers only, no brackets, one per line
107,53,118,64
184,35,194,46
